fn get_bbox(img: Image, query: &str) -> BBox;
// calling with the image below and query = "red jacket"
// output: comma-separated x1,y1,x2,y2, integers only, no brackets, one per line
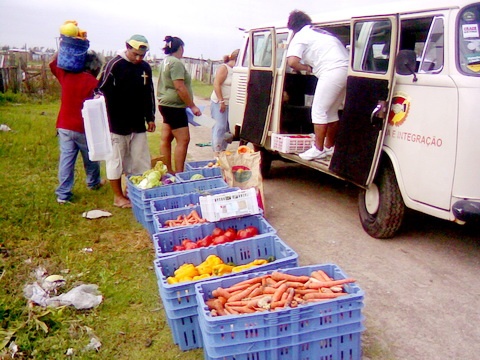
50,58,98,133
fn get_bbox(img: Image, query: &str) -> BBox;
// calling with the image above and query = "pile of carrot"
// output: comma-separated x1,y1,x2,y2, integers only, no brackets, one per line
205,270,355,316
164,209,207,227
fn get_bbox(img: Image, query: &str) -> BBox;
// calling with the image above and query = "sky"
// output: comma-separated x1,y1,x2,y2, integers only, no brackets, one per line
0,0,397,60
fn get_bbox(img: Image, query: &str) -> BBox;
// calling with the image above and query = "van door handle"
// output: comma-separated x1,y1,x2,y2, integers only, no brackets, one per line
370,100,387,124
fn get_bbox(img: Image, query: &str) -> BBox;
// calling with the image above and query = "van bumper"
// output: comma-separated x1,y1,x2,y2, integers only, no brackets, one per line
452,200,480,222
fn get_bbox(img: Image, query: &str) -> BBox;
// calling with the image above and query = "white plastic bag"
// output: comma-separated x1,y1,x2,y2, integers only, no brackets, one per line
82,96,113,161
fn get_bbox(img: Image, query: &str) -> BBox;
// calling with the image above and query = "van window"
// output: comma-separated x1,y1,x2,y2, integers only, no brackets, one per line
352,20,391,73
458,4,480,75
252,31,273,67
242,37,250,67
315,25,351,48
419,18,444,73
398,16,443,73
242,31,288,68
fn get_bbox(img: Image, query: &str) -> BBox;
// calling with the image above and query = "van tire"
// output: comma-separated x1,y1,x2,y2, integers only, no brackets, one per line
358,161,405,239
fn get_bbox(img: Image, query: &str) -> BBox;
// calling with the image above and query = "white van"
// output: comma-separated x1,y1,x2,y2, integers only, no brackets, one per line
229,0,480,238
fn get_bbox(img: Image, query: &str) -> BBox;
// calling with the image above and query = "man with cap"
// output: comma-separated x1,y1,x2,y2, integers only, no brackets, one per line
97,34,156,208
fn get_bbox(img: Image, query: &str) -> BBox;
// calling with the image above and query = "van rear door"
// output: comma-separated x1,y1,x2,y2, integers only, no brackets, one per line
330,15,399,187
239,28,277,145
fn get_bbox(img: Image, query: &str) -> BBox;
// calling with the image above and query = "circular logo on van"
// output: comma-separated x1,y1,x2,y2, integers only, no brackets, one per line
388,93,410,127
463,11,476,22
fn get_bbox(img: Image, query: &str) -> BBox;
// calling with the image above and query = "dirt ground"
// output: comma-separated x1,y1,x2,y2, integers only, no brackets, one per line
185,100,480,360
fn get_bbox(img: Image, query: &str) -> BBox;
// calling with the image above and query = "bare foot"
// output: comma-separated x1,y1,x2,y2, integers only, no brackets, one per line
113,197,132,208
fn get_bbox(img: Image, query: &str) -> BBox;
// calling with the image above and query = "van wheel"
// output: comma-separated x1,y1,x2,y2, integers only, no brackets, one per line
358,162,405,239
254,146,273,178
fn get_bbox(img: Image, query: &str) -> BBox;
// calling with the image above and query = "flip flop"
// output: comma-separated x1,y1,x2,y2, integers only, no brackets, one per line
113,202,132,209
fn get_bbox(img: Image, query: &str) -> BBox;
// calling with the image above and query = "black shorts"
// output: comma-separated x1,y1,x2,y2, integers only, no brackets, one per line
158,106,189,130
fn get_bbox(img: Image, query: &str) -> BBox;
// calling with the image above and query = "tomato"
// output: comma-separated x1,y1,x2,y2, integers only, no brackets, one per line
201,235,214,246
211,227,225,237
173,245,186,252
182,239,195,247
212,235,228,245
195,239,207,247
223,228,237,242
184,242,198,250
236,229,249,240
244,226,259,237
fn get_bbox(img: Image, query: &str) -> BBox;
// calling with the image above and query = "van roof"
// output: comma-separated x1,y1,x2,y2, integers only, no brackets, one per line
257,0,470,30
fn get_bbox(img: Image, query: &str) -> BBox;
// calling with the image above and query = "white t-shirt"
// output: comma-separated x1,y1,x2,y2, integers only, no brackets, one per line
287,26,349,77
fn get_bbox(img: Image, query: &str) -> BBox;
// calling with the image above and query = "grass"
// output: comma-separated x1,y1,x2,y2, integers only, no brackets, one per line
0,89,211,358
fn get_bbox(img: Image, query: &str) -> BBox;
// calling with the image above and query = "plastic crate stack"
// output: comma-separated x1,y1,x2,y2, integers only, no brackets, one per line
154,233,298,350
195,264,365,360
149,159,365,358
127,166,226,235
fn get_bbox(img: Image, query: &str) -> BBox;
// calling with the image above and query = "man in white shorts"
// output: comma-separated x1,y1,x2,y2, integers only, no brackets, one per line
286,10,348,161
97,35,156,208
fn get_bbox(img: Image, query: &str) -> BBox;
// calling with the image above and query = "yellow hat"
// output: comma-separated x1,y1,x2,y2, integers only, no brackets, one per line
126,34,149,52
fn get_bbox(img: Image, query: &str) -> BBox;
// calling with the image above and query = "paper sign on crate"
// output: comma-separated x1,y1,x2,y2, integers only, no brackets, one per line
199,188,260,222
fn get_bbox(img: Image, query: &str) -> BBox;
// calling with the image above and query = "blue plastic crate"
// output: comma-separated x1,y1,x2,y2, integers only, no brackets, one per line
150,193,197,213
126,175,185,202
151,214,275,258
154,234,298,351
154,234,298,315
202,328,363,360
194,264,364,359
153,205,204,233
166,312,203,351
185,159,217,171
150,187,239,214
181,178,228,194
127,176,227,234
131,201,146,225
175,167,222,182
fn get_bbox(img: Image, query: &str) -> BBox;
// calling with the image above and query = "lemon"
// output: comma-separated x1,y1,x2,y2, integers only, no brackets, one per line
60,23,79,37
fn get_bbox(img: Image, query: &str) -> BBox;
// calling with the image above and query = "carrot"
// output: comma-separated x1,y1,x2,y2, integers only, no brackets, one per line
220,282,252,294
224,304,239,314
320,287,334,293
307,278,356,289
232,276,265,288
227,283,261,302
284,281,308,288
189,210,202,221
272,279,287,288
212,287,233,300
206,298,227,315
271,283,288,303
285,287,295,307
226,305,256,314
262,286,277,294
248,286,264,299
294,289,320,295
311,270,332,282
263,276,278,287
270,299,287,310
271,271,310,283
303,292,348,300
224,300,250,307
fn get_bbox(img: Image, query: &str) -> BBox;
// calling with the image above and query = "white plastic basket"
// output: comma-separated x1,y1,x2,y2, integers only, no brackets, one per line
271,133,315,153
199,188,260,222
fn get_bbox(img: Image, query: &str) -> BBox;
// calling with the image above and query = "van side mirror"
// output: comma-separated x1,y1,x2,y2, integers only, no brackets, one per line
396,50,417,82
